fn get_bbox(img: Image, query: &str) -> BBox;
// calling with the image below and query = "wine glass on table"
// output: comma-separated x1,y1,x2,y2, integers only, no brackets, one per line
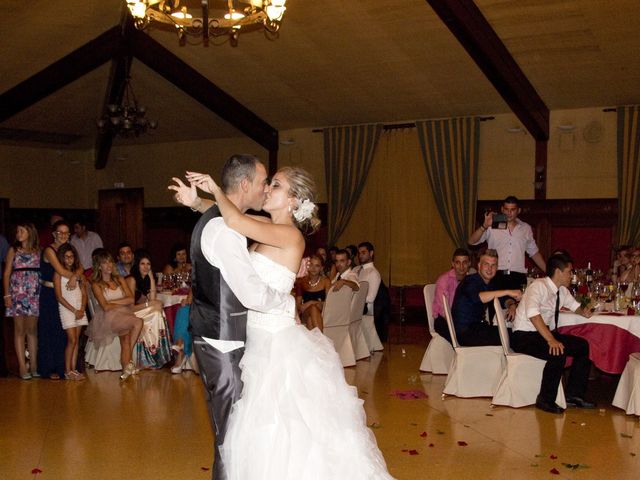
632,285,640,313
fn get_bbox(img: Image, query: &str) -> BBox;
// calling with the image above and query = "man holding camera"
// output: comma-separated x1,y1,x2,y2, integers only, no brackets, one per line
468,195,546,291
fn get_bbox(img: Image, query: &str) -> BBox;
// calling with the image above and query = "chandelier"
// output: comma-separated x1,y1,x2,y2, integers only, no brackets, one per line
126,0,287,47
96,73,158,138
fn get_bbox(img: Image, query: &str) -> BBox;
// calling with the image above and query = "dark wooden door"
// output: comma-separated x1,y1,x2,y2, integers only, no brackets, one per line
98,188,144,254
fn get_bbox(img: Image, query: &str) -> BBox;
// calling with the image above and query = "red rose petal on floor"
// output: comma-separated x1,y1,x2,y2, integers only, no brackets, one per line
201,467,210,471
420,432,428,437
550,468,560,475
457,441,468,446
550,454,558,459
409,449,419,455
31,468,42,475
401,449,408,452
428,443,435,447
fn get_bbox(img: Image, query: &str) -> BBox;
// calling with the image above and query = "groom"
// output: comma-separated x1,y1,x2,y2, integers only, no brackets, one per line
171,154,296,480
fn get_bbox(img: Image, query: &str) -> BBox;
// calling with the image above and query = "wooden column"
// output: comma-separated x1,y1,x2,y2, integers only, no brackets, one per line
534,140,548,200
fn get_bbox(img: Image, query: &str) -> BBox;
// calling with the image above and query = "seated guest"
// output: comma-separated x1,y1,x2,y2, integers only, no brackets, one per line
296,255,331,331
512,253,595,413
115,243,134,277
619,247,640,284
162,243,192,276
126,251,172,370
89,250,143,380
345,244,359,267
332,249,360,292
433,248,471,343
451,249,521,346
316,246,337,280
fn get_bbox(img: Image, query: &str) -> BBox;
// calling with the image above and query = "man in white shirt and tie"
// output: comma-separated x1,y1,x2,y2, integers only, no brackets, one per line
332,249,359,292
512,252,594,414
355,242,381,316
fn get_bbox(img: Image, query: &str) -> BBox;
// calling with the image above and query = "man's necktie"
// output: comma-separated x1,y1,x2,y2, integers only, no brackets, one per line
553,290,560,331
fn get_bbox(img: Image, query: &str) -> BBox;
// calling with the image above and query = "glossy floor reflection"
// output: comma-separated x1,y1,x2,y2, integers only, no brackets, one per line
1,342,638,479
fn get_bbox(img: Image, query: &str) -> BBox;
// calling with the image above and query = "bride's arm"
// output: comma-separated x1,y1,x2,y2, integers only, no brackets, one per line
187,171,301,250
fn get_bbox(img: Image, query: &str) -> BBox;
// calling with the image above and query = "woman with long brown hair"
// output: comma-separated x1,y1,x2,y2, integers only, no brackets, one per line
89,250,142,380
3,222,40,379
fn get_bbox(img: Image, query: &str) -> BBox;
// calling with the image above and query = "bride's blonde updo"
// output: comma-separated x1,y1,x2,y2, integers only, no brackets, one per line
279,166,321,234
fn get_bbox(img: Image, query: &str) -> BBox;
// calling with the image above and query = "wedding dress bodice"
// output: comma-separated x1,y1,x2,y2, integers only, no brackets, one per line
247,251,296,331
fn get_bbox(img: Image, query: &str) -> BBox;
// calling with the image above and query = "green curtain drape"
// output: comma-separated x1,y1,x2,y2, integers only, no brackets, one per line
617,106,640,245
415,117,480,247
323,124,383,246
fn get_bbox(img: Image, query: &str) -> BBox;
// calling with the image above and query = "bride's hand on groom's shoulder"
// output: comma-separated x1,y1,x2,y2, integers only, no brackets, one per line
186,171,219,196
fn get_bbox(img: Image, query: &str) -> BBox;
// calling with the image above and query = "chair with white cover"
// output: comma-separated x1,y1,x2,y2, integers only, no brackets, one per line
612,353,640,416
361,282,384,352
442,295,505,398
322,286,357,367
348,281,370,361
419,284,454,374
491,298,566,408
84,289,122,372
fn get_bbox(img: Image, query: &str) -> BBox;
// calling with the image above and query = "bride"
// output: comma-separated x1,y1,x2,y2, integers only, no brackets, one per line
185,166,393,480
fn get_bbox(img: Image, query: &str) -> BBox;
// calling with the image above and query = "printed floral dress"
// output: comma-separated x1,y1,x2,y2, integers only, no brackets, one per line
5,249,41,317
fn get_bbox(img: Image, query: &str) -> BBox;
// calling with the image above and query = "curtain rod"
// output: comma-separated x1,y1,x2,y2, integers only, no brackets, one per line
311,116,495,133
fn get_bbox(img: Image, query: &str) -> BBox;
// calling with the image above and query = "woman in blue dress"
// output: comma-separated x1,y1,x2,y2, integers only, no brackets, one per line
38,220,83,380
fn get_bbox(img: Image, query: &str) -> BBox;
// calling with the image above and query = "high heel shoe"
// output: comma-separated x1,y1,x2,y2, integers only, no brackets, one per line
119,361,137,381
171,354,188,374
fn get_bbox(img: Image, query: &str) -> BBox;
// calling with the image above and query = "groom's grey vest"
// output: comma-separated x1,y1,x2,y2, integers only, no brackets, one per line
189,205,247,341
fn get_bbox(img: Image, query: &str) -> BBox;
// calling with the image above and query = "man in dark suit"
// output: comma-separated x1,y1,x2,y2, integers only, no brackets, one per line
171,154,295,479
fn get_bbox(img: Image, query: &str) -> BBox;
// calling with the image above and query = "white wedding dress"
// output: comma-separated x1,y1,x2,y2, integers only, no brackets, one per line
221,252,394,480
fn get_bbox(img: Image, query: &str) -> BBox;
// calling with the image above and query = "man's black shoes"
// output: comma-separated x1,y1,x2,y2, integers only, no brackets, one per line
535,397,565,414
566,397,596,409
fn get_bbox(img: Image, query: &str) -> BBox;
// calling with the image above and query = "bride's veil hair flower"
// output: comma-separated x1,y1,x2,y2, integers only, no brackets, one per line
293,199,316,222
279,166,321,234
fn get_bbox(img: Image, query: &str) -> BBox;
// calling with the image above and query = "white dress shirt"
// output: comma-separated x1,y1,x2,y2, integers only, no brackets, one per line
513,277,580,332
332,267,360,285
356,262,381,313
472,218,539,274
70,231,103,270
201,217,296,352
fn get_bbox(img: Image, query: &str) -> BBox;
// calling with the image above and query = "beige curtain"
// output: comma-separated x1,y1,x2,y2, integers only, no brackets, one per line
617,106,640,245
323,124,383,246
415,117,480,247
337,129,454,285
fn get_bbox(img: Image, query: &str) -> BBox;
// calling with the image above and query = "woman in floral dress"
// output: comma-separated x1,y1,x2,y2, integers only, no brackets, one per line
2,222,41,379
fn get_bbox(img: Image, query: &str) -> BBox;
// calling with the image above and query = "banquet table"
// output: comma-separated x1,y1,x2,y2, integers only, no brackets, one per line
558,312,640,374
157,292,188,336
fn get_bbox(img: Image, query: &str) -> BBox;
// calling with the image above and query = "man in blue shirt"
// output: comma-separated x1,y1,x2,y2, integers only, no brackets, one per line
451,249,522,346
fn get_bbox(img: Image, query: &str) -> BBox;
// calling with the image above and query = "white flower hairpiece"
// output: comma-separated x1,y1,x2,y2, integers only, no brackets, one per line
293,199,315,222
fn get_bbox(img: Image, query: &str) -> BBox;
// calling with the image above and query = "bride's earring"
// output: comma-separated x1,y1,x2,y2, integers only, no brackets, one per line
288,204,292,213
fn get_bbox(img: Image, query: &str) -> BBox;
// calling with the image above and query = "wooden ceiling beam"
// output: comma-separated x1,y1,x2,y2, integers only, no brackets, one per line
94,54,132,170
0,26,124,124
129,26,279,152
426,0,549,141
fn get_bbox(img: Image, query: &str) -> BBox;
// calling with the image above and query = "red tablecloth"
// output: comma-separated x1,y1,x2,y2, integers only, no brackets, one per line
558,312,640,374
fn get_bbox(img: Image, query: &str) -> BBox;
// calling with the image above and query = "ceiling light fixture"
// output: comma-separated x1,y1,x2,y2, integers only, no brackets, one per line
96,69,158,138
126,0,287,47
